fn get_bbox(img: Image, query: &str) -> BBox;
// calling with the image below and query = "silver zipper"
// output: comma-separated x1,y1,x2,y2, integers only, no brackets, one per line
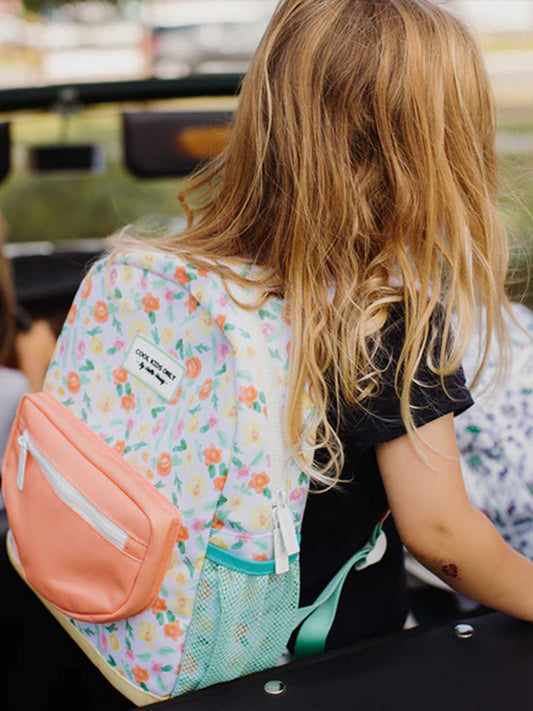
17,430,128,551
231,285,299,574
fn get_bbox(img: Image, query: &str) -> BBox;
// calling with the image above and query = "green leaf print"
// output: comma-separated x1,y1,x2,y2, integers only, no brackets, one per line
79,360,95,372
183,557,196,578
148,311,156,324
159,647,176,656
107,655,117,667
216,430,228,448
175,338,184,358
252,401,262,413
86,327,102,337
251,451,265,466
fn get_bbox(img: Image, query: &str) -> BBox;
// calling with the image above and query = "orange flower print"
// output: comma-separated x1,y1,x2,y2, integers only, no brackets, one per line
249,472,270,494
114,440,125,455
185,294,198,314
169,386,183,406
215,314,226,331
176,523,189,542
204,444,222,466
66,304,77,325
211,515,224,531
173,267,189,285
197,268,208,278
142,293,160,313
185,357,202,379
121,393,136,412
213,476,226,491
157,452,172,477
67,371,80,394
151,597,167,614
132,666,149,685
113,366,128,385
252,553,268,562
93,300,109,323
238,385,258,408
164,621,184,641
81,278,92,300
199,378,212,401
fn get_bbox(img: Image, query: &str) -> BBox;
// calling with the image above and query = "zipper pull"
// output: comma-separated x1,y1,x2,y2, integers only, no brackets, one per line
273,512,289,575
275,489,300,556
17,432,29,490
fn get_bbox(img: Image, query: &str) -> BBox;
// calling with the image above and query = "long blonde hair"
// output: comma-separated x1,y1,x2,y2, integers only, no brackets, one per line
118,0,511,486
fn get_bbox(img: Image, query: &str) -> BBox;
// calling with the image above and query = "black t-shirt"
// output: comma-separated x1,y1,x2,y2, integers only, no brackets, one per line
295,305,474,650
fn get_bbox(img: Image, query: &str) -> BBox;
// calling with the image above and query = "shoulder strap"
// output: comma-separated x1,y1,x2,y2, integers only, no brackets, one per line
292,510,390,660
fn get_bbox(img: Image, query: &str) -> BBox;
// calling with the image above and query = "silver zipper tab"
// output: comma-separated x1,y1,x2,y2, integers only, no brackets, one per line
17,433,28,490
275,489,299,556
16,429,128,551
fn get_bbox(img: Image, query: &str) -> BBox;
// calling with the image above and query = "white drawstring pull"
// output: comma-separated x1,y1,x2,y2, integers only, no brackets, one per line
17,433,28,491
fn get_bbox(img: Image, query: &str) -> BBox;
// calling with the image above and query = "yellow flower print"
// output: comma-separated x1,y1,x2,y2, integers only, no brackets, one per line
95,391,116,415
247,346,256,358
182,450,195,471
194,554,206,571
137,251,155,269
90,370,104,389
227,494,245,515
137,422,150,440
109,633,121,653
249,502,272,531
171,589,195,618
242,418,264,447
209,536,229,550
120,265,135,284
126,319,149,340
89,337,104,355
185,473,208,500
197,312,213,336
175,570,187,586
160,327,174,346
137,620,159,649
186,416,199,435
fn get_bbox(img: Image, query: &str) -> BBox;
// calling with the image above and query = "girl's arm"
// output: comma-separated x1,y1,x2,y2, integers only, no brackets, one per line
376,412,533,622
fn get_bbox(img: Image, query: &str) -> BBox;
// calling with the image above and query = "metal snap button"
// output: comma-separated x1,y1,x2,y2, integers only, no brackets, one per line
454,623,474,639
264,680,286,695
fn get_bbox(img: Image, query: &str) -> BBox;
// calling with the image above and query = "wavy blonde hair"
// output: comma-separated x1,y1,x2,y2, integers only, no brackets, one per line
117,0,511,486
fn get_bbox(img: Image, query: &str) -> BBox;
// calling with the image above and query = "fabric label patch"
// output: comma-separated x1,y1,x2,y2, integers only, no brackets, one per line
124,335,186,402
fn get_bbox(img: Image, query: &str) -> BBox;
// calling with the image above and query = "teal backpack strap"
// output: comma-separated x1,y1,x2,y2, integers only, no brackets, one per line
293,512,390,660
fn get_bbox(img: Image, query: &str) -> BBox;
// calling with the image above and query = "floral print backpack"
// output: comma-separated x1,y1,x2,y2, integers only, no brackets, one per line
456,302,533,558
2,248,387,706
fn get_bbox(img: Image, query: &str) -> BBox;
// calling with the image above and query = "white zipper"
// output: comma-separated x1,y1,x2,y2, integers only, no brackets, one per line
231,285,299,574
16,430,128,551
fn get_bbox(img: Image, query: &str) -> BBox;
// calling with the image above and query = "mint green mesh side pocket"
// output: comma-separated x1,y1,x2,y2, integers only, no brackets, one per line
174,557,299,696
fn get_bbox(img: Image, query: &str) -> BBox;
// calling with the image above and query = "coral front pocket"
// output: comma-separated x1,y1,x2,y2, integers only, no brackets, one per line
2,392,181,623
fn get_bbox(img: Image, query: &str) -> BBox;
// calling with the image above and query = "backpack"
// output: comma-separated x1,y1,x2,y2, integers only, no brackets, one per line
2,248,387,706
456,302,533,558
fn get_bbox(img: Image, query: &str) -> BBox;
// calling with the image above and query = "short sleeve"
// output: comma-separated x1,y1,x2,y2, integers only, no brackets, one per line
339,304,474,450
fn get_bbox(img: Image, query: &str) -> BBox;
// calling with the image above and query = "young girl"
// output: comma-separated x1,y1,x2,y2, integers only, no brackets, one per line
117,0,533,648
